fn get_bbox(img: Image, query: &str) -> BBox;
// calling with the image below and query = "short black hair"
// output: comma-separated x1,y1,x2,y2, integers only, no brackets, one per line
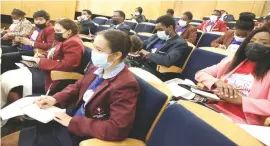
114,10,126,20
82,9,92,15
11,9,26,17
33,10,50,21
213,10,221,16
235,13,255,31
156,15,176,29
136,7,143,14
183,11,193,20
264,15,270,21
166,9,174,15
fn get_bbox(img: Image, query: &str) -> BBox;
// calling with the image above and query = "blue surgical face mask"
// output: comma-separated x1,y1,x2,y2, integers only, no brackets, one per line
157,30,169,41
91,50,112,69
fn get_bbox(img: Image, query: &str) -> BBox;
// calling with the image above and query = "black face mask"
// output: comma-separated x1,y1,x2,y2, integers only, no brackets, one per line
35,24,46,29
55,33,66,42
245,43,270,61
112,19,119,25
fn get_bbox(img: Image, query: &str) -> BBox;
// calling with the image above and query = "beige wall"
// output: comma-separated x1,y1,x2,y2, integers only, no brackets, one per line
76,0,267,20
1,0,76,20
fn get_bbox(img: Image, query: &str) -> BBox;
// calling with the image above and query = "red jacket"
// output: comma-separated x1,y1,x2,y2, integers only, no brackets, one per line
27,23,55,50
38,34,84,91
197,20,227,32
53,65,140,141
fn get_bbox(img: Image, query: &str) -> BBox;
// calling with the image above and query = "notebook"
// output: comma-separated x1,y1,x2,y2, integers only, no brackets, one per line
0,97,65,123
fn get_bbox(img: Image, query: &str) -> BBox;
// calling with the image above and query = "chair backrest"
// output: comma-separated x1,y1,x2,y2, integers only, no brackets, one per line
148,19,156,24
190,22,201,27
195,31,203,46
124,20,138,30
180,48,226,83
227,21,236,29
105,19,113,25
192,19,203,23
136,32,153,41
128,74,169,142
93,17,108,25
146,103,237,146
134,22,156,33
196,32,222,47
79,46,92,74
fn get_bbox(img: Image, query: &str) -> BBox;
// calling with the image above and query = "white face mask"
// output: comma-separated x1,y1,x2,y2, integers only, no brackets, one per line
210,15,218,22
157,31,169,41
81,15,88,21
178,20,187,27
234,35,245,42
13,19,20,24
91,50,112,69
135,12,140,16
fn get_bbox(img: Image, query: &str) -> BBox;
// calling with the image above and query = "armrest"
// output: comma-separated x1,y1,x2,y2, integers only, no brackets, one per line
50,71,83,81
79,34,94,41
156,65,183,73
137,32,153,37
264,117,270,126
83,42,94,50
79,138,145,146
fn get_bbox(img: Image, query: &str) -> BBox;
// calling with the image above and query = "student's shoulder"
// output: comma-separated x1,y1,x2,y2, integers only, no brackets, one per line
114,66,139,87
63,35,84,47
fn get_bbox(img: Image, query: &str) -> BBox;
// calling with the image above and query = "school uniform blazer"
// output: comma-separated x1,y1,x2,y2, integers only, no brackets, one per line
143,34,189,68
53,65,140,141
195,57,270,125
211,30,235,48
197,20,227,32
177,24,197,45
26,23,55,50
38,34,84,91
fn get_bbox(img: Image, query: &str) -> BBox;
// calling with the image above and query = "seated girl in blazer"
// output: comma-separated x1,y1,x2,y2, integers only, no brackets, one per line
1,30,140,146
195,27,270,125
1,19,84,108
211,13,255,53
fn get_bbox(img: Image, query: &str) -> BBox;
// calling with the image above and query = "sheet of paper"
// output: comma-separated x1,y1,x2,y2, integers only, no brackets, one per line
22,104,65,123
21,55,35,62
0,97,36,120
167,83,195,99
15,63,26,68
238,124,270,146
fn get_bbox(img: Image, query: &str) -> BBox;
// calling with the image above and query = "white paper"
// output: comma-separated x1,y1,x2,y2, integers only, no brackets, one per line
0,97,65,123
167,83,196,99
238,124,270,146
15,63,26,68
21,55,35,62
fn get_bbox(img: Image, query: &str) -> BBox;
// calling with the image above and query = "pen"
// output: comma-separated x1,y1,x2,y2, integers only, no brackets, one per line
45,84,52,96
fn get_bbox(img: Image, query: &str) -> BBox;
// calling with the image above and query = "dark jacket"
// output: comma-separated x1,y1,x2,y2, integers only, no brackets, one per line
109,23,131,35
135,14,146,23
26,23,55,50
53,65,140,141
143,34,189,68
79,19,98,35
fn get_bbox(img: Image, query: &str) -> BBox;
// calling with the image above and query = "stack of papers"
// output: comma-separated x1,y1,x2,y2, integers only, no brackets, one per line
0,97,65,123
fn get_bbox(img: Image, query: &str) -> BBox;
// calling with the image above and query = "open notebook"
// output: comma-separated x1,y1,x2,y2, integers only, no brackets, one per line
0,97,65,123
19,55,38,68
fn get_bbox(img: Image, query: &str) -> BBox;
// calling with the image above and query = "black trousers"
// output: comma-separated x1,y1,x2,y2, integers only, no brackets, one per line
1,39,13,46
1,46,34,74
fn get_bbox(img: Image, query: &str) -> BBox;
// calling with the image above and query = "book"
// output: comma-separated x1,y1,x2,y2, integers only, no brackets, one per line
0,97,65,123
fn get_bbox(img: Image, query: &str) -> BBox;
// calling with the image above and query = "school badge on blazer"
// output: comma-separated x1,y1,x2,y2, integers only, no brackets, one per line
93,107,106,118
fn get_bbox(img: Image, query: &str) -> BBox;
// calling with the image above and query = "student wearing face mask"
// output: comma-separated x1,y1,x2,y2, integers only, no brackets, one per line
77,9,97,35
1,9,33,46
195,27,270,125
110,10,131,35
211,13,254,53
1,10,55,73
197,10,227,32
131,7,146,23
1,30,140,146
176,11,197,45
138,15,189,80
1,19,83,109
